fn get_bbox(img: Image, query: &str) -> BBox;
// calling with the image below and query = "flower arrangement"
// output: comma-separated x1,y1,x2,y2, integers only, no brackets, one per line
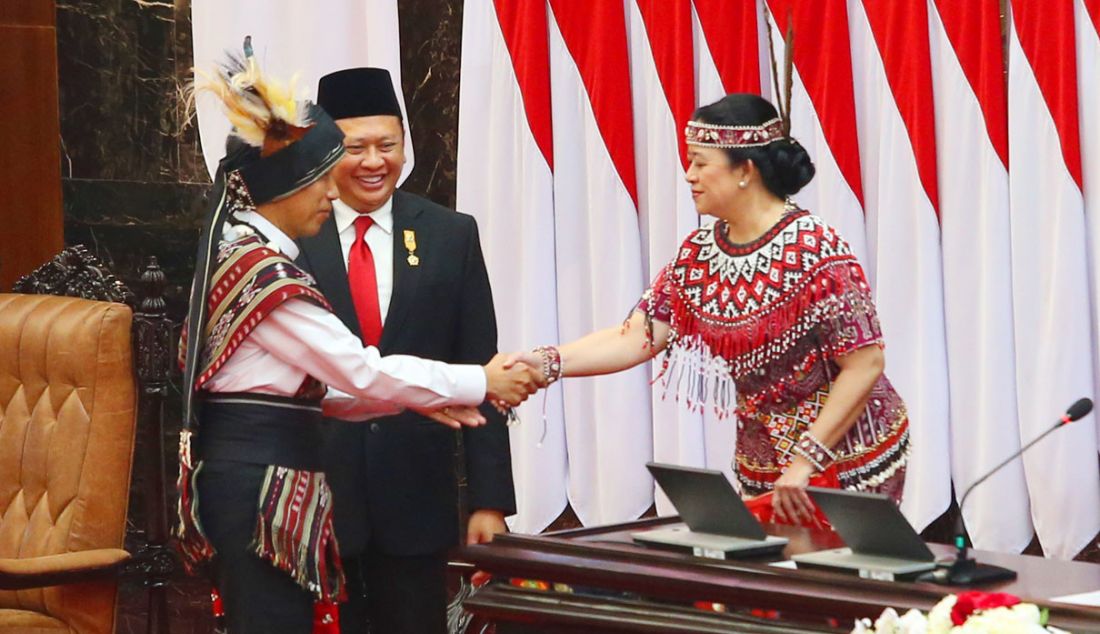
851,591,1071,633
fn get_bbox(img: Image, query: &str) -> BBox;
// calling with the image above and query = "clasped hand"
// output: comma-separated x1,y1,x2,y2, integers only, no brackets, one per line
416,353,545,429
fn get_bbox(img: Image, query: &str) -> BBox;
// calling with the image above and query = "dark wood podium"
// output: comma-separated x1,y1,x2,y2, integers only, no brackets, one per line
458,517,1100,633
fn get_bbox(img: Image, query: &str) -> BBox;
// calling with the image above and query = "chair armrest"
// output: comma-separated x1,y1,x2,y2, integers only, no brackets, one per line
0,549,131,590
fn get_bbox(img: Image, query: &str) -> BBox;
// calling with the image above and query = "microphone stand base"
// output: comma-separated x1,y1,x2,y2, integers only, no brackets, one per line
917,558,1017,586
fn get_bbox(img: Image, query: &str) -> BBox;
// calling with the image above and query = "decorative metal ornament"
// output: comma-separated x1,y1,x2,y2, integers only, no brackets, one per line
403,229,419,266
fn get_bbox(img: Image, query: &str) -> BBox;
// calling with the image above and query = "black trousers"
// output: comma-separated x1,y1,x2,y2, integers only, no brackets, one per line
339,549,448,634
198,459,314,634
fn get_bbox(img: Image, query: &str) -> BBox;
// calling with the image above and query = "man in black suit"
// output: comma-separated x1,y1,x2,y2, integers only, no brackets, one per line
298,68,516,634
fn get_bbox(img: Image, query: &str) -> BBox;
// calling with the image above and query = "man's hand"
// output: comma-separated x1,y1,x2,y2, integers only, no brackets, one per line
483,353,541,406
411,405,486,429
466,509,507,545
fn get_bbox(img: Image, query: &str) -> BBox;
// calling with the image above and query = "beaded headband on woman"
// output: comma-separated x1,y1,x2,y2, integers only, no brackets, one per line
684,117,785,149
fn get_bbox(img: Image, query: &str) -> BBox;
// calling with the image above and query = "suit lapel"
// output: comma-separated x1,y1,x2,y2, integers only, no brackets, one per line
379,191,423,351
299,215,361,338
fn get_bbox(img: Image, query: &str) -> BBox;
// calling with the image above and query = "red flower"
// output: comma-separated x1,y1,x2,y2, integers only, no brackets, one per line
950,591,1022,625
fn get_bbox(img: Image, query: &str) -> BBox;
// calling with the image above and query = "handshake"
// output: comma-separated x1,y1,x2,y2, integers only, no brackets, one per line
420,348,560,429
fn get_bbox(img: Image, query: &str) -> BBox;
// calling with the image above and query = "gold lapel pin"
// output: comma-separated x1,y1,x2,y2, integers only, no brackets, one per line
403,229,419,266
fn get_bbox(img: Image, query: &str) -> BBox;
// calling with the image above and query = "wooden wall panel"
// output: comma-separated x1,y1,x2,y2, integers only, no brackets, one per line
0,0,54,27
0,0,62,290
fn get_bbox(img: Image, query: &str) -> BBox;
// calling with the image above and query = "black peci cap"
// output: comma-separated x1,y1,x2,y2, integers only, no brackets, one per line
317,67,403,120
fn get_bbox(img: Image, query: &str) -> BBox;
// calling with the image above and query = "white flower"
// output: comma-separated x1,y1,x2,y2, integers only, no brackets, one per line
848,596,1068,634
926,595,956,634
897,609,929,634
874,607,901,634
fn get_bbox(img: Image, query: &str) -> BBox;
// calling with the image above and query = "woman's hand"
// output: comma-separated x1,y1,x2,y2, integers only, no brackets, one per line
771,459,820,527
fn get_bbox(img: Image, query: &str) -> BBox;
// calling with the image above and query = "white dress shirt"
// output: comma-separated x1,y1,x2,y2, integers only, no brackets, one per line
333,197,394,323
203,211,486,420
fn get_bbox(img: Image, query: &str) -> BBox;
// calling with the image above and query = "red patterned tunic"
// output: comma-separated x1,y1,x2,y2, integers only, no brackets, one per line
638,210,909,500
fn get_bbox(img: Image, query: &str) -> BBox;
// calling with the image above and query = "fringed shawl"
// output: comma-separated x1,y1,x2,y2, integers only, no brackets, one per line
642,211,880,416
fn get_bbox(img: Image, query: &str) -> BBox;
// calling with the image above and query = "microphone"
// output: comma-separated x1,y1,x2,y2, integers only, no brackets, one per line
921,397,1093,586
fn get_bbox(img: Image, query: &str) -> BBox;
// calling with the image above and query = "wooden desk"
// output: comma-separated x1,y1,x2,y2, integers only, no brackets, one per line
458,517,1100,633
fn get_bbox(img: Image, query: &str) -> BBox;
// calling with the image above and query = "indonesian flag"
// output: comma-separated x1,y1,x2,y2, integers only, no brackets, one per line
627,0,705,513
191,0,413,183
457,0,567,533
930,0,1031,552
847,0,952,532
766,0,869,265
1009,0,1100,559
545,0,654,525
1080,0,1100,448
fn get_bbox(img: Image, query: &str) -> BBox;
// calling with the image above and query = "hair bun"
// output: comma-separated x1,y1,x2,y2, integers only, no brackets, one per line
764,138,815,197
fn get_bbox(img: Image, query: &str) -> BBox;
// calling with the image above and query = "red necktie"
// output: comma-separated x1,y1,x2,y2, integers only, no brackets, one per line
347,215,383,346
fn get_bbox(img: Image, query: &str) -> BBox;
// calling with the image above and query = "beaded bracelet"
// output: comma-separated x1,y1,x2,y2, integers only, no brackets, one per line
533,345,563,385
793,430,837,472
791,444,826,472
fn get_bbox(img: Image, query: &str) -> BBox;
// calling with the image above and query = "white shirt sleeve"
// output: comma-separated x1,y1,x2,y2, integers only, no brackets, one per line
249,297,487,410
321,386,404,421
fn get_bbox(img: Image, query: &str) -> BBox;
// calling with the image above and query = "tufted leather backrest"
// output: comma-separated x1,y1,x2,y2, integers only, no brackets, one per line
0,294,137,631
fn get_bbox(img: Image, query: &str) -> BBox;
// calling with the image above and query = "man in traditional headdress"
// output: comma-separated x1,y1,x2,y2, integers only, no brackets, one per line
297,68,515,633
178,45,539,633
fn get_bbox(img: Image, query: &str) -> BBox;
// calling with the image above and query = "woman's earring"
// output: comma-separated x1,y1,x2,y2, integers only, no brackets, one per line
738,180,748,189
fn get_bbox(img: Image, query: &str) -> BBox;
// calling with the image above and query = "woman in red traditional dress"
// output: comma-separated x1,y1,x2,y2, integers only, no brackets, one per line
510,93,909,524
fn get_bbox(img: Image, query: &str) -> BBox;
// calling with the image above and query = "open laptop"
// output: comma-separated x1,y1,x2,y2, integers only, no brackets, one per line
791,487,936,580
631,462,788,559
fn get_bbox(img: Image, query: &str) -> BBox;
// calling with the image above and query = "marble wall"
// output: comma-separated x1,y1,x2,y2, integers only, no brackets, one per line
55,0,465,631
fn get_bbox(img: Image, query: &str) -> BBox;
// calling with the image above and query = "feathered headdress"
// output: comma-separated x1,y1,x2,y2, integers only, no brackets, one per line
193,36,311,156
764,6,795,137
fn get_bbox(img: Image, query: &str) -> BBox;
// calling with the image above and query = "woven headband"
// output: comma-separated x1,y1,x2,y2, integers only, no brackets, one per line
684,117,785,149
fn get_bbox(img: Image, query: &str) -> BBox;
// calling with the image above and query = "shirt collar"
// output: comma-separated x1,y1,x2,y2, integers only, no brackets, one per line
334,197,394,236
230,210,300,260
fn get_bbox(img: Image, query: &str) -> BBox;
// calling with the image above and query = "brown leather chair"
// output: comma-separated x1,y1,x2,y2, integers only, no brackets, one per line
0,293,137,633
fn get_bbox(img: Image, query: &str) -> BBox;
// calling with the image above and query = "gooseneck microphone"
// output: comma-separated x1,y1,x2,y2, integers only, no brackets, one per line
922,397,1093,586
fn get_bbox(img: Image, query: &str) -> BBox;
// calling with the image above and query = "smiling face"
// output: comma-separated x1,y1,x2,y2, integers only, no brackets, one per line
332,115,406,212
684,144,748,218
257,168,340,240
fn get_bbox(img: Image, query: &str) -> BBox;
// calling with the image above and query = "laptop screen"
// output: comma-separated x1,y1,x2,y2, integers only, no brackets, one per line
807,487,935,561
647,462,767,540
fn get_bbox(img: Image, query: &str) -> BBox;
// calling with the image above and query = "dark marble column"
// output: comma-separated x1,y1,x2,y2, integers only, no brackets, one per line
398,0,463,210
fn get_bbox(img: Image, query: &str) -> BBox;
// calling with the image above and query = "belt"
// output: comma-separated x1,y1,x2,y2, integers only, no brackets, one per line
197,392,325,471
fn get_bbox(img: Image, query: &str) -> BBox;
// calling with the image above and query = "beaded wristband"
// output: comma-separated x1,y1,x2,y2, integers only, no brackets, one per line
794,430,837,472
533,345,563,385
791,444,826,472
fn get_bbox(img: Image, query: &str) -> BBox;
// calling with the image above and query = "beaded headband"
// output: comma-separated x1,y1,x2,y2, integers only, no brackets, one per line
684,117,785,149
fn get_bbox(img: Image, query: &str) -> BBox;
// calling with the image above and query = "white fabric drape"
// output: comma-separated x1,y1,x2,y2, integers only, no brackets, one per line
456,0,568,534
929,0,1032,553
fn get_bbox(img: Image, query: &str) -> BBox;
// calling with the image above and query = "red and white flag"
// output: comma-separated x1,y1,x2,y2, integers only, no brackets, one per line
847,0,952,532
627,0,705,513
457,0,567,533
546,0,654,525
191,0,413,182
930,0,1031,552
1009,0,1100,559
1079,0,1100,453
766,0,869,266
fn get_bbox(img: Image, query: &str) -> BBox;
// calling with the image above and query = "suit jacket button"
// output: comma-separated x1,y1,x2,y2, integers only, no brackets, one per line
369,423,381,433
